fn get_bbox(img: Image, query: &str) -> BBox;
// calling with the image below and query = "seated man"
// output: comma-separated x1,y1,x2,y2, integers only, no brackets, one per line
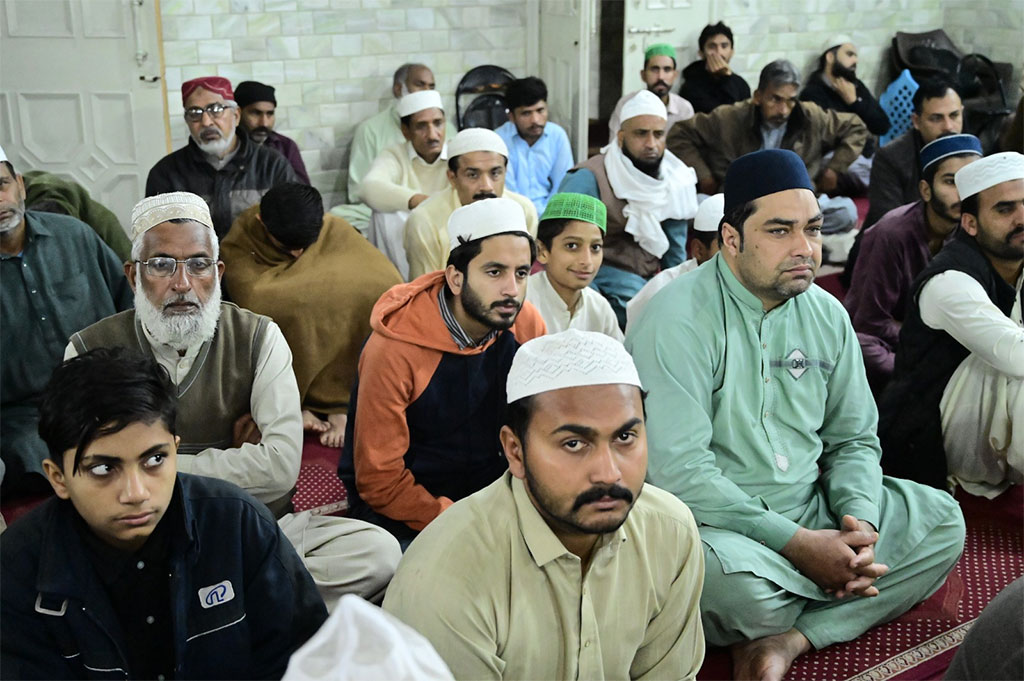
22,169,131,261
495,76,574,215
222,183,402,447
146,76,297,238
679,22,751,114
846,134,982,391
234,80,311,184
625,192,723,334
561,90,698,327
863,77,963,228
67,192,401,607
0,347,327,679
626,149,965,681
339,198,546,545
800,36,891,196
609,43,694,136
880,152,1024,498
0,152,132,497
384,330,705,680
360,90,450,279
670,59,866,238
525,192,622,340
404,128,538,280
338,63,451,231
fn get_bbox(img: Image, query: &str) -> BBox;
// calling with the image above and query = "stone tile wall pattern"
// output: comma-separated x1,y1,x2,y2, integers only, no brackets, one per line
159,0,1023,208
160,0,530,208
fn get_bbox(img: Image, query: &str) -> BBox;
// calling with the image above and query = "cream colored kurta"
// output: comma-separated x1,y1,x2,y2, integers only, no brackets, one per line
360,140,450,213
403,186,539,279
383,471,706,681
525,270,623,340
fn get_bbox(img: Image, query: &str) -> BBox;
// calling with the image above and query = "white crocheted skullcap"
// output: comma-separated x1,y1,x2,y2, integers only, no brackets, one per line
447,197,529,252
0,144,7,163
822,34,855,54
446,127,508,159
397,90,444,118
130,192,213,240
506,329,643,404
283,594,454,681
954,152,1024,202
620,90,667,123
694,193,725,233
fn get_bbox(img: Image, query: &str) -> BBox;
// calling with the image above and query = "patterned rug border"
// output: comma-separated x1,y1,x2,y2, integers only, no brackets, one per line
846,620,975,681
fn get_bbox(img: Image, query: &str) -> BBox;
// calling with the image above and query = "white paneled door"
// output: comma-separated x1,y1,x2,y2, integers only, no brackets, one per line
1,0,167,231
537,0,591,163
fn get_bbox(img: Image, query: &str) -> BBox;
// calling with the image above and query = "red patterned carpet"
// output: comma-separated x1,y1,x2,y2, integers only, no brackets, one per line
697,486,1023,681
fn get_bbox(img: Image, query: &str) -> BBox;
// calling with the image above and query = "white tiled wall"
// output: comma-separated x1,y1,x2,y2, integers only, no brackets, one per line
158,0,1022,209
160,0,529,209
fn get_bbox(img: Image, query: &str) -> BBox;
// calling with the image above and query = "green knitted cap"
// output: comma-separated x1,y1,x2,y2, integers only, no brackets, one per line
540,193,607,233
644,43,676,62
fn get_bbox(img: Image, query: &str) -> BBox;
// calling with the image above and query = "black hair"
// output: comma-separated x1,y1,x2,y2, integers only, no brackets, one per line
922,152,978,186
38,347,177,474
816,45,839,72
912,77,958,115
698,22,734,53
960,193,979,218
259,182,324,250
505,395,534,450
505,77,548,112
1,160,15,176
445,231,538,276
692,230,719,249
536,218,570,250
718,199,758,250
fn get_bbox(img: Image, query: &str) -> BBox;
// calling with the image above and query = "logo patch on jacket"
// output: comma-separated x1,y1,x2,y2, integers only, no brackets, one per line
198,580,235,609
769,348,834,380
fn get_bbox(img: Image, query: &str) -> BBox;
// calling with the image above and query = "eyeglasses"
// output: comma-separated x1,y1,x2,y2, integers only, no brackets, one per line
183,102,236,122
136,257,217,278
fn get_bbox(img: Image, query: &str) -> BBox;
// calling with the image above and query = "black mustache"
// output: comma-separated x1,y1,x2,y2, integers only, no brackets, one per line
491,298,520,310
572,484,633,511
473,192,499,201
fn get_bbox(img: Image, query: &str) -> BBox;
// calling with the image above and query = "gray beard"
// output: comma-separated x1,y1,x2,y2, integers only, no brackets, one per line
134,269,222,349
0,203,25,233
193,128,235,156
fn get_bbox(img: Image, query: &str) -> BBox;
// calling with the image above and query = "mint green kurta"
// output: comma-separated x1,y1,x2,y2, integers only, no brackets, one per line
626,254,963,647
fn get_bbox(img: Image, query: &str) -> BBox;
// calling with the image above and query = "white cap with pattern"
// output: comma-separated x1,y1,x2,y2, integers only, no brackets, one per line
130,192,213,240
954,152,1024,201
506,329,642,403
397,90,444,118
620,90,667,123
446,127,508,159
447,197,529,252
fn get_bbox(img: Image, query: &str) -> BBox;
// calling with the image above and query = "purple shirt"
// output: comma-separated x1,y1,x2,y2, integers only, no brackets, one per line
265,131,310,185
845,200,938,383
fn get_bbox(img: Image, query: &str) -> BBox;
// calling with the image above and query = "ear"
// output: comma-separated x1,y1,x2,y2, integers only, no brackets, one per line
444,263,463,295
721,222,742,256
536,241,550,264
639,67,646,80
616,129,625,147
447,168,457,187
960,212,979,237
918,178,932,202
911,112,920,131
125,261,138,292
500,425,526,479
825,50,835,68
400,123,413,142
42,458,71,500
689,238,707,262
216,260,226,279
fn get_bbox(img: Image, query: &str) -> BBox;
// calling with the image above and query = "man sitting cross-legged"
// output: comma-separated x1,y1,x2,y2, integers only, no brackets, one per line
626,149,965,681
67,192,401,607
222,183,402,447
384,330,705,680
339,197,546,546
0,347,327,679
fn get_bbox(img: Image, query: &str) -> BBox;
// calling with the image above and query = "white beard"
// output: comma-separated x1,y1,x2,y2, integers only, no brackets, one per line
193,127,235,156
135,269,222,349
0,201,25,233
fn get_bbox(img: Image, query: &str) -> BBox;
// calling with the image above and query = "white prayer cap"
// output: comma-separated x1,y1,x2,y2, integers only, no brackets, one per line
694,193,725,233
954,152,1024,201
506,329,643,404
447,197,529,251
446,127,508,159
823,34,855,53
397,90,444,118
0,144,7,163
130,191,213,240
620,90,667,123
283,595,454,681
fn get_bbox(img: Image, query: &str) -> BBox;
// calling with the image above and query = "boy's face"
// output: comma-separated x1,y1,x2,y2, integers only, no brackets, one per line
43,421,178,553
537,220,605,291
